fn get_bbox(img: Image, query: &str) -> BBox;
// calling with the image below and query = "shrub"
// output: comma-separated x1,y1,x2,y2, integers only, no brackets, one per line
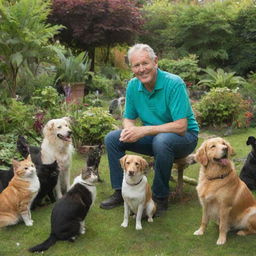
0,99,35,134
83,93,103,107
30,86,66,120
17,69,56,102
197,68,246,90
158,55,200,84
239,72,256,126
55,49,91,84
194,87,250,128
0,133,23,166
90,74,115,97
71,107,117,148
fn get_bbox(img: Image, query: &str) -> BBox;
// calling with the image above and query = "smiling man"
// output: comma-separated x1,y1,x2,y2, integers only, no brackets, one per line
100,44,199,216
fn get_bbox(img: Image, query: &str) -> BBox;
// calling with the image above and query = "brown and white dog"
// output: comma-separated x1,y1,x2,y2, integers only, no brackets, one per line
41,117,73,199
193,137,256,245
120,154,156,230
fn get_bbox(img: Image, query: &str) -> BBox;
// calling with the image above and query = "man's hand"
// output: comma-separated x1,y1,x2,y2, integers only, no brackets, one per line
119,127,145,143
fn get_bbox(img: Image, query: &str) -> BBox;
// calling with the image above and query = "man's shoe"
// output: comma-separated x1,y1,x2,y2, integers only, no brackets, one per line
100,190,124,209
153,196,168,217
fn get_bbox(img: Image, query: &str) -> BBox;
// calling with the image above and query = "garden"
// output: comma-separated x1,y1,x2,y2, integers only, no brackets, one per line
1,0,256,255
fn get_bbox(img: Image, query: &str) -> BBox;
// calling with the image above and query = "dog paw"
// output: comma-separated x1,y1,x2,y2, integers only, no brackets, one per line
193,229,204,236
80,227,86,234
25,220,33,226
121,222,128,228
148,217,153,223
237,230,246,236
136,224,142,230
216,237,226,245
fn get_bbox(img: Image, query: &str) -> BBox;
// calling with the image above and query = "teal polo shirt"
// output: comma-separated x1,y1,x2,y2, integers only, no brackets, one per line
124,68,199,132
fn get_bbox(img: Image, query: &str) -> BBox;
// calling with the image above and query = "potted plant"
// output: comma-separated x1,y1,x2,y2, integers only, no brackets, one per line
71,107,117,153
55,49,91,104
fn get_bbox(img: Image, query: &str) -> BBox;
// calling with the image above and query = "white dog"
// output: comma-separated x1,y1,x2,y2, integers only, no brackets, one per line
120,154,156,230
41,117,73,199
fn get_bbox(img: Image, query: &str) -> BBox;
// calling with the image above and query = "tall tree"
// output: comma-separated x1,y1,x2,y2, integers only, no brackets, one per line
229,5,256,75
49,0,144,70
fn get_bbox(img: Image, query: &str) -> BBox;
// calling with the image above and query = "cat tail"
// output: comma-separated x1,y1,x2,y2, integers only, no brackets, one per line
28,234,57,252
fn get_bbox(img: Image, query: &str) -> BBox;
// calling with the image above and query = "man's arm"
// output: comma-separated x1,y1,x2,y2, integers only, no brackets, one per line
120,118,187,143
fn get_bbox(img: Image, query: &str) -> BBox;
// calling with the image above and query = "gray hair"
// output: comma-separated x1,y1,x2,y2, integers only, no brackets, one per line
127,44,157,64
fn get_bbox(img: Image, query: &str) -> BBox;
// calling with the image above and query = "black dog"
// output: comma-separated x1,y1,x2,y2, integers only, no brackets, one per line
239,136,256,190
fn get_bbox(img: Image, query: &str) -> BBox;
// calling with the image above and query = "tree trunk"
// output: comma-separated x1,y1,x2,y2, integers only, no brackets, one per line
88,47,95,72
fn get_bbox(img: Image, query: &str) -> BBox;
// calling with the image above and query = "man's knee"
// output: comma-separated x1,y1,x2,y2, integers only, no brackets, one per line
152,133,174,152
104,129,121,147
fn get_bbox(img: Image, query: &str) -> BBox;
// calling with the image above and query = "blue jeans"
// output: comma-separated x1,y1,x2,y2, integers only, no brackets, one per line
104,130,198,198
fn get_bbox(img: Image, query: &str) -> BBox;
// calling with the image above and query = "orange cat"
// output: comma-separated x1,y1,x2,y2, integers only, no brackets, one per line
0,155,40,228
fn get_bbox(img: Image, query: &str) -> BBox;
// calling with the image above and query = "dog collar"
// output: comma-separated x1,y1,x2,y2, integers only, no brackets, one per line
207,172,230,181
126,178,143,186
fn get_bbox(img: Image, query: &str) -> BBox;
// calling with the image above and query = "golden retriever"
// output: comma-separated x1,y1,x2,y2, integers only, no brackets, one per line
41,117,74,199
193,137,256,245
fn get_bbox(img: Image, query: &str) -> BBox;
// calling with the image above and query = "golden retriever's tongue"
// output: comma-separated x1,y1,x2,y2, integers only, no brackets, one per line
220,158,229,166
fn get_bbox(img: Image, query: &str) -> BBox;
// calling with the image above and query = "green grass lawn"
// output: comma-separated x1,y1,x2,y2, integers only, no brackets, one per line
1,128,256,256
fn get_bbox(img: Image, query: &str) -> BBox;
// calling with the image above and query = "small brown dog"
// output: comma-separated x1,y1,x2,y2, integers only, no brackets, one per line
193,137,256,245
120,154,156,230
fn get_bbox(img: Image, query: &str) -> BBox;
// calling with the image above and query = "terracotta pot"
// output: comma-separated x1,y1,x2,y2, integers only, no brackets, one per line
62,82,85,104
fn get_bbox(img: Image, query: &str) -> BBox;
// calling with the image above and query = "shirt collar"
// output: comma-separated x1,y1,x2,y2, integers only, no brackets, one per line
138,68,164,92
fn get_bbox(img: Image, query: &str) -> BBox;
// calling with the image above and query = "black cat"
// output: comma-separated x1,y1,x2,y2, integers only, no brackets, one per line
28,167,97,253
16,135,41,165
0,167,14,192
86,145,103,182
31,161,59,209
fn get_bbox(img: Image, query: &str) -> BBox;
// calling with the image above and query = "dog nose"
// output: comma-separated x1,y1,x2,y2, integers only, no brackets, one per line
223,147,228,154
68,130,72,136
128,171,135,176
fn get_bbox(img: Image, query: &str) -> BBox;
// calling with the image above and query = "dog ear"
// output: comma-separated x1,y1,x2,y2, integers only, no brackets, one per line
62,116,72,125
120,155,127,170
140,157,149,173
225,140,235,156
195,142,208,166
43,120,54,136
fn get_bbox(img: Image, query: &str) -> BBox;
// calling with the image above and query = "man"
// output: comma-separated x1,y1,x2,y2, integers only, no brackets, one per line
100,44,199,215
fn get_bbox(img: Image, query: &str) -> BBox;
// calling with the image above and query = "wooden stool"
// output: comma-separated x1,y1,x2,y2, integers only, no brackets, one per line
171,155,198,199
172,157,190,199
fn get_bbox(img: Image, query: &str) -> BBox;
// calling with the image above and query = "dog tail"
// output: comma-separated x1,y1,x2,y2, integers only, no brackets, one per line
28,234,57,253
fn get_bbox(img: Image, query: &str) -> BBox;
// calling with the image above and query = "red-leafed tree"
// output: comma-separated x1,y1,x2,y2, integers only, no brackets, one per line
49,0,144,70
